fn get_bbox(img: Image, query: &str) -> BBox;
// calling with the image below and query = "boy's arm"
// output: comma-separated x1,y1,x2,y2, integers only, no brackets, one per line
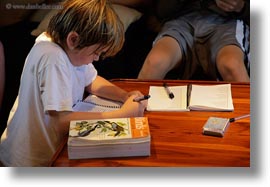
85,75,129,103
48,94,146,136
48,77,147,136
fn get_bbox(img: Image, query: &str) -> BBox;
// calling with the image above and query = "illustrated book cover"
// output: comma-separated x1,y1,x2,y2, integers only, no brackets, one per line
68,117,151,159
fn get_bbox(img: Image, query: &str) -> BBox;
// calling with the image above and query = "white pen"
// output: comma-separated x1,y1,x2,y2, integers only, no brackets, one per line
133,95,151,102
163,83,174,99
229,114,250,122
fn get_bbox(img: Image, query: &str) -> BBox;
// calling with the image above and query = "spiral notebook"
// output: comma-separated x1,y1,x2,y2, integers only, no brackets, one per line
73,94,122,112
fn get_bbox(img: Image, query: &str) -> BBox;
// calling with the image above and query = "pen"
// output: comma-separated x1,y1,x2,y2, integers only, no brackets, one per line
163,83,174,99
133,95,151,102
229,114,250,122
187,84,192,107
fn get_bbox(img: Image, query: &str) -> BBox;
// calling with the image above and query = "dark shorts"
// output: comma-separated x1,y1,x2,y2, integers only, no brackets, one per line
154,11,250,79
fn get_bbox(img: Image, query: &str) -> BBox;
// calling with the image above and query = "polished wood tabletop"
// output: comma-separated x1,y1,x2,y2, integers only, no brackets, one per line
50,79,250,167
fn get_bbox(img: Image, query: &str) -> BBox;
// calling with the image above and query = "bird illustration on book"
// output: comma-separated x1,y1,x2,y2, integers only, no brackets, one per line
68,117,151,159
71,120,127,137
78,122,98,137
111,122,124,136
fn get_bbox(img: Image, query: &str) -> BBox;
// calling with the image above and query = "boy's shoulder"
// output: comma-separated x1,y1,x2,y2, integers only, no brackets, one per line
33,33,64,55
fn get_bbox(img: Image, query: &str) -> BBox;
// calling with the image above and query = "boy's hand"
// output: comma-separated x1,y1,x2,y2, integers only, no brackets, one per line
124,90,144,101
215,0,245,13
120,94,147,117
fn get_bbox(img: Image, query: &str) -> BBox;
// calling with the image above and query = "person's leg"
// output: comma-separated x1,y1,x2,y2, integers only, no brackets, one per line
137,36,182,79
216,45,249,82
0,41,5,108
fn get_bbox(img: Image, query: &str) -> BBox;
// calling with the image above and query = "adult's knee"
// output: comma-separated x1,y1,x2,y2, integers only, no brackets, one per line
139,50,172,79
217,46,244,73
216,46,249,81
219,54,243,71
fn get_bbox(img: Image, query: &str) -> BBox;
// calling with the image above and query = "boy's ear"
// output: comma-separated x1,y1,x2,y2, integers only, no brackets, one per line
66,32,79,50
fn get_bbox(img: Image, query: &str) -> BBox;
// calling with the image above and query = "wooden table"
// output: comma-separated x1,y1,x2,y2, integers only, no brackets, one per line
50,79,250,167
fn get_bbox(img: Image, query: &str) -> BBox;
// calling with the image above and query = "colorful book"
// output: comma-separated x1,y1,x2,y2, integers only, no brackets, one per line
68,117,151,159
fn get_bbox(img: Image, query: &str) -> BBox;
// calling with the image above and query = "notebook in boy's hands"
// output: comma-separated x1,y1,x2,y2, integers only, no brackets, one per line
73,94,122,112
147,84,234,112
68,117,151,159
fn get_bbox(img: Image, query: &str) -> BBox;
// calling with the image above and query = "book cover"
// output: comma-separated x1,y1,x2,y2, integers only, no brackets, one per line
68,117,151,159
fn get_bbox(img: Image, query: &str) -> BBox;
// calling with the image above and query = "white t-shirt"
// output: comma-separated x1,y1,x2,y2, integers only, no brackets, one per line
0,33,97,166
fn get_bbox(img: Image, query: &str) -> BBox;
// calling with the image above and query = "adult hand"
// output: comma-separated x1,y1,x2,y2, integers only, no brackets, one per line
215,0,245,13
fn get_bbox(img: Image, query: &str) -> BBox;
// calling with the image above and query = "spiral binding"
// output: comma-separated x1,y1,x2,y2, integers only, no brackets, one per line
83,95,121,109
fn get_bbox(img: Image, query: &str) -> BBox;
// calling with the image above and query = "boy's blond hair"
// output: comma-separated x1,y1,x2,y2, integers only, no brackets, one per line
47,0,124,58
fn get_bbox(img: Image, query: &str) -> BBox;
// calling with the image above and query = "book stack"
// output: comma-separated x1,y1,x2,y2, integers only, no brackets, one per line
68,117,151,159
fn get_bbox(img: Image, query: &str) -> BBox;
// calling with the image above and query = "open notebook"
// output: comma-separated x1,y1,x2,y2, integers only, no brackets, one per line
73,95,122,112
147,84,234,112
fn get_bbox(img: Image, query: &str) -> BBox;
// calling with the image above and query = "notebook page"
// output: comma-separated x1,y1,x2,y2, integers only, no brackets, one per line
189,84,234,111
73,95,122,112
147,86,188,111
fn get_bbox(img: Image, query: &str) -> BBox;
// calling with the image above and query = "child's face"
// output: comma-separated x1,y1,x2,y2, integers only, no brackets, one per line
67,44,107,66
